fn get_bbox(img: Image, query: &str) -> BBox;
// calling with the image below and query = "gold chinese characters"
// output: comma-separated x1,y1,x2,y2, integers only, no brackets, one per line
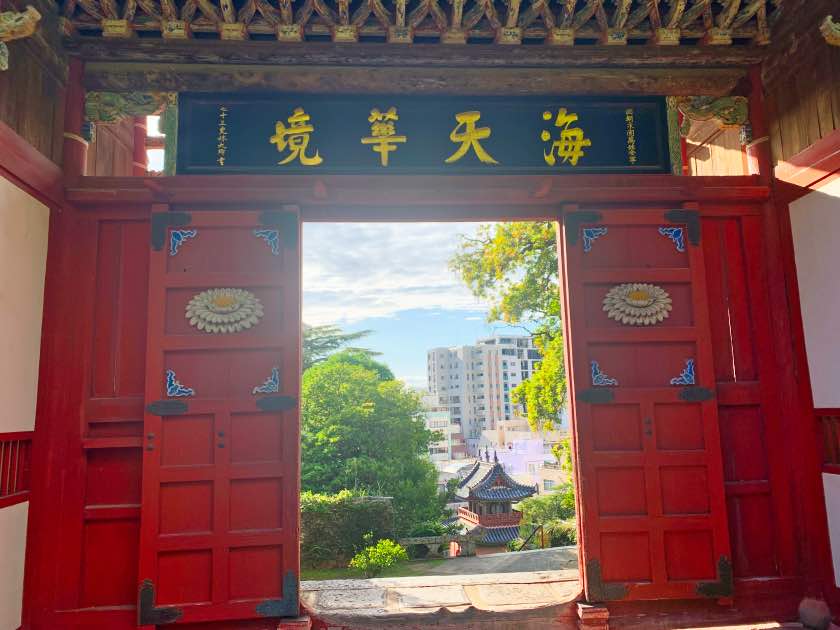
541,108,592,166
445,111,498,165
361,107,407,167
266,106,593,168
270,107,323,166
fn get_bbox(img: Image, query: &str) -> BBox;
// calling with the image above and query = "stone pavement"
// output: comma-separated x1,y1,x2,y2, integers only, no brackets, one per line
425,545,579,575
302,569,581,629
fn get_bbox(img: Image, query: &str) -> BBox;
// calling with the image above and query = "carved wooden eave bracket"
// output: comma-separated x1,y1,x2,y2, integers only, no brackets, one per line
84,91,174,140
58,0,782,47
0,5,42,70
821,15,840,46
675,95,749,138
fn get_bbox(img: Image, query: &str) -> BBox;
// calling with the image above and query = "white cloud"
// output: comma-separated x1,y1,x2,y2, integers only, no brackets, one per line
464,316,483,321
303,222,490,324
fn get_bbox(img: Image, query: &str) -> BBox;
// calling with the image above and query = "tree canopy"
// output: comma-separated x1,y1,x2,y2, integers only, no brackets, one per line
450,222,567,432
321,349,395,381
302,324,376,371
301,359,441,533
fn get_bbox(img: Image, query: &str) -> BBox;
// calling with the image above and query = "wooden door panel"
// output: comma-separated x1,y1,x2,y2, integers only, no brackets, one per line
561,207,731,603
138,208,300,626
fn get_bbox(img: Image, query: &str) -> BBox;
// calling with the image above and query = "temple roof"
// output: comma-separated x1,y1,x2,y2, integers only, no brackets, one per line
455,456,537,502
467,525,523,546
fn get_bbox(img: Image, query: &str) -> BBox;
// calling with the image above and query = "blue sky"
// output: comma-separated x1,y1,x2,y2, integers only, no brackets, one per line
302,222,529,387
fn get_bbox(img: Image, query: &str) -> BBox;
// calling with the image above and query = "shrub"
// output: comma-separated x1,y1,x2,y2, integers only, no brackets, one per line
349,539,408,578
301,490,395,568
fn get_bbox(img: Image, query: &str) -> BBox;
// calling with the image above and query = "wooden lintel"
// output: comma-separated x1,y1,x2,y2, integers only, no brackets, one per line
64,174,769,216
83,62,745,96
67,37,767,69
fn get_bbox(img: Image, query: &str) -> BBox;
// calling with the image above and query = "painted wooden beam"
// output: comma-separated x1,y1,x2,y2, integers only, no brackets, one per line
82,62,746,96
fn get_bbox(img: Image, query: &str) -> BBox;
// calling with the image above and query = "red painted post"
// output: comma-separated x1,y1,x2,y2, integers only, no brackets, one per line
746,65,772,181
61,58,87,179
133,116,148,176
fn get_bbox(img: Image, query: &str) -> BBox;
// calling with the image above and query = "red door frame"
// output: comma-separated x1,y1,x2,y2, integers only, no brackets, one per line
22,172,832,628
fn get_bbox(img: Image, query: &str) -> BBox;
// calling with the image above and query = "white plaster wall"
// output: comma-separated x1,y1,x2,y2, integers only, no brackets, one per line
0,176,49,630
789,177,840,408
0,503,29,629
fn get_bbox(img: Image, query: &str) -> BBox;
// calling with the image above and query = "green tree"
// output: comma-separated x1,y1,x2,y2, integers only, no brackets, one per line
321,349,395,381
450,222,567,432
515,485,577,548
449,222,559,327
511,333,567,432
301,360,441,533
302,324,376,371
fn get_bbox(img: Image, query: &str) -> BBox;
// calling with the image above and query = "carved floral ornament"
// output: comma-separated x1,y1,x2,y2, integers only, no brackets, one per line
603,283,672,326
0,6,41,71
185,288,264,333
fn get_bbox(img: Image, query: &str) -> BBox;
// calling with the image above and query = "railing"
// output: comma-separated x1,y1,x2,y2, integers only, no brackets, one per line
457,506,522,527
0,431,33,508
817,409,840,474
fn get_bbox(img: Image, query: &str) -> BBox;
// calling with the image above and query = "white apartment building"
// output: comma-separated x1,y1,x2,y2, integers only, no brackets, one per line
426,335,542,454
421,394,468,461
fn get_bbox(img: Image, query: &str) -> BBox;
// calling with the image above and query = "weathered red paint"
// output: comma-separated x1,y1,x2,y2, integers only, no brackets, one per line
21,174,832,628
137,207,301,625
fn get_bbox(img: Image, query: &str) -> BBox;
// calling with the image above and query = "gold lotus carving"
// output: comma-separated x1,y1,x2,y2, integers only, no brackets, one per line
186,288,264,334
603,283,672,326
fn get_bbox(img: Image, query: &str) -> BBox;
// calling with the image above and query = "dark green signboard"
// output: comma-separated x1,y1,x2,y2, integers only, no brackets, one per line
176,93,670,175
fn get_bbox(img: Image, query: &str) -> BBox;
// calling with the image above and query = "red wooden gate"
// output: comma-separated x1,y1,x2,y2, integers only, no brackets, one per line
137,207,301,625
560,207,732,602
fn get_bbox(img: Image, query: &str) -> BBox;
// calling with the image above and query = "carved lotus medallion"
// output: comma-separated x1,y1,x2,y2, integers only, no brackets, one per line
602,283,672,326
186,288,264,333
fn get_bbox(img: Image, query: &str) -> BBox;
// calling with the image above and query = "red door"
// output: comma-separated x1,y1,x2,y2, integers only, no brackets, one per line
137,207,301,625
560,207,732,602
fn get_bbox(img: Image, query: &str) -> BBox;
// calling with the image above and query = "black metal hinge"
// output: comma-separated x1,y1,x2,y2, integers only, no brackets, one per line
259,211,298,249
679,386,715,402
697,556,733,598
150,211,192,251
585,559,628,602
255,571,299,617
577,388,615,404
256,396,298,412
146,400,189,416
564,211,603,247
664,209,701,246
138,579,183,625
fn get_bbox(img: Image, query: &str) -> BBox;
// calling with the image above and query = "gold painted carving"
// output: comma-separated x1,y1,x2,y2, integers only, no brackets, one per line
603,283,672,326
0,6,41,71
821,16,840,47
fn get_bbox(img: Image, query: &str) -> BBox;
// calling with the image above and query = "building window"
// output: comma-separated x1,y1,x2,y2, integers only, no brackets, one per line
544,479,556,491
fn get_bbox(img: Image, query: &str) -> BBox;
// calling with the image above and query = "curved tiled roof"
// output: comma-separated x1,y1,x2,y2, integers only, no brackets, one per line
467,525,523,545
455,459,537,502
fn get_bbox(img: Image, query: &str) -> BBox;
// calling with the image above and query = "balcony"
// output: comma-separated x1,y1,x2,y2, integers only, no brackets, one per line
457,506,522,528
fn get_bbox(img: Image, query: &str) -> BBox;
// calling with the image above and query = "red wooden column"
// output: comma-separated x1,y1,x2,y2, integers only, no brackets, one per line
61,58,87,178
133,116,148,176
745,65,772,180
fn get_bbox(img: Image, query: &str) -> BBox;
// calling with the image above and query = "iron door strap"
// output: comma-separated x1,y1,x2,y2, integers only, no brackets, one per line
255,571,300,617
664,209,701,246
577,388,615,404
150,212,192,251
146,400,189,416
564,211,603,246
256,395,298,412
137,579,183,625
679,386,715,402
259,210,298,248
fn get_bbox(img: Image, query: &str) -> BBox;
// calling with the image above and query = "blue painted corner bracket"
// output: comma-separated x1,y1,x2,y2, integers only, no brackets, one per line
166,369,195,397
591,361,618,386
